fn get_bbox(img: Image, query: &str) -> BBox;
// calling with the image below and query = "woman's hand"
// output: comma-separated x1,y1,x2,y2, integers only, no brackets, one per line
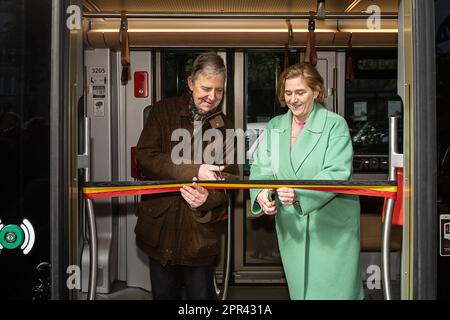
276,188,298,205
180,177,209,209
256,189,277,215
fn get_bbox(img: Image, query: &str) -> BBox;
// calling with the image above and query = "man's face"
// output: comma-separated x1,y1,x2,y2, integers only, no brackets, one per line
188,72,225,114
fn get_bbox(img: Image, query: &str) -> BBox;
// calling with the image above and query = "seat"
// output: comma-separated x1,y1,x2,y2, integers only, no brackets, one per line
130,105,153,180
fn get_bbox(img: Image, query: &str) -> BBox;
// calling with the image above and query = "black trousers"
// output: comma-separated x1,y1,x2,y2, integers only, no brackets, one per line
149,257,217,300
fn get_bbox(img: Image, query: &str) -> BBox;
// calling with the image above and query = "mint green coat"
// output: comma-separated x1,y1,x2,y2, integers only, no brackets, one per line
249,103,364,300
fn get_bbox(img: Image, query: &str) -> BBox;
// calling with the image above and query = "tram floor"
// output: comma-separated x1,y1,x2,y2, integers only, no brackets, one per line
77,280,400,300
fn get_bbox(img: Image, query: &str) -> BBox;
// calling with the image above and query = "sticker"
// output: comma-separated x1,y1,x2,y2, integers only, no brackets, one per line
88,66,107,86
93,85,106,99
90,67,106,74
93,99,105,117
440,214,450,256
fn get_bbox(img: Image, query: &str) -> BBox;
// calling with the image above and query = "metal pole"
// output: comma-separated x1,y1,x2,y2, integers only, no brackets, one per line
77,117,97,300
83,117,97,301
214,199,233,300
222,201,233,300
126,45,397,49
382,116,400,300
86,198,98,300
83,12,398,20
381,198,395,300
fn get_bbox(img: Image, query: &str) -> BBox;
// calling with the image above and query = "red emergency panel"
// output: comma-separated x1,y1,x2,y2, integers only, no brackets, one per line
134,71,148,98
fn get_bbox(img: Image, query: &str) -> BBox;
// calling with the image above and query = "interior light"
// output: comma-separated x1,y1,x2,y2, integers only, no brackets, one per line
340,28,398,33
91,28,338,33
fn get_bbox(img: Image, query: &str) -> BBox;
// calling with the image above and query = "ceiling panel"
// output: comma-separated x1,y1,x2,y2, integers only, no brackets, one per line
83,0,398,14
352,0,398,13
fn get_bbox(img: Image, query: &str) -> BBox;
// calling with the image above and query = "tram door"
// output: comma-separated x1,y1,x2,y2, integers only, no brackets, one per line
81,49,232,294
80,47,403,297
81,49,153,293
233,48,403,298
232,50,343,283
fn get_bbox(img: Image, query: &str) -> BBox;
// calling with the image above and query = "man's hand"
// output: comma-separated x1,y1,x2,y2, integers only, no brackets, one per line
198,164,225,180
180,177,209,209
276,188,298,205
256,189,277,215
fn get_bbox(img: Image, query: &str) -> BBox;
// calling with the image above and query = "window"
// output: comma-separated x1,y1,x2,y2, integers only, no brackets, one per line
344,49,402,173
244,50,299,266
162,51,202,98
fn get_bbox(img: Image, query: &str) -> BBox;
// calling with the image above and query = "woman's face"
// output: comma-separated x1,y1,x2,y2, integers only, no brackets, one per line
284,76,318,120
188,72,225,114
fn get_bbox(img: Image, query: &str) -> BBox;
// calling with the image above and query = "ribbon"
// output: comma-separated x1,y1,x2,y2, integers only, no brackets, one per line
83,180,397,200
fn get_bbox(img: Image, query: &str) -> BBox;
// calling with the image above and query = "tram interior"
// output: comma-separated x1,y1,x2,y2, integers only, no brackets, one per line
75,0,404,300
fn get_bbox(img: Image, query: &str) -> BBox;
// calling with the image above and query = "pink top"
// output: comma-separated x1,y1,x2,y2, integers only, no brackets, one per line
290,117,306,150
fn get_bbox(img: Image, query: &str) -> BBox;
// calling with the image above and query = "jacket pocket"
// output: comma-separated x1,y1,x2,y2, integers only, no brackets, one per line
183,218,220,258
135,200,171,247
139,196,173,218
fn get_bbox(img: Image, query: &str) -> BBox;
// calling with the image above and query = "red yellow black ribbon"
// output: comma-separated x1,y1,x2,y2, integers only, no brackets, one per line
83,180,398,200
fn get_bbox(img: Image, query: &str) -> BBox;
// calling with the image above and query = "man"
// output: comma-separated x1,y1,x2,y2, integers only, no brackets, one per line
135,52,239,300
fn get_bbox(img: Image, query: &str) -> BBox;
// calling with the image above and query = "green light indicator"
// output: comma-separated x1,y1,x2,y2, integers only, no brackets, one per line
0,225,24,250
5,232,16,243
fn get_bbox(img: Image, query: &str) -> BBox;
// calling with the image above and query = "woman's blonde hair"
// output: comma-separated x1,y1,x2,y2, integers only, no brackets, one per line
277,62,325,105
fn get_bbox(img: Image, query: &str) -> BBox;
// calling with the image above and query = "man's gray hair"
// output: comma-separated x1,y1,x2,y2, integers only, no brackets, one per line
190,52,226,81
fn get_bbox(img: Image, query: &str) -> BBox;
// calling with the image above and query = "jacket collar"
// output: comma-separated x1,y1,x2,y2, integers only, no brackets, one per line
178,95,190,117
278,102,327,133
274,102,328,175
177,95,225,129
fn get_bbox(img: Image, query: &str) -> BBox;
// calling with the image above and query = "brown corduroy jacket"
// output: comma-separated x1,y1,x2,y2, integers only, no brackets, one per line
135,95,239,266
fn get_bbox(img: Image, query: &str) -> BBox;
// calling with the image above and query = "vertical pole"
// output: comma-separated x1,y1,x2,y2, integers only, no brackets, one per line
79,117,97,300
86,198,98,300
382,116,399,300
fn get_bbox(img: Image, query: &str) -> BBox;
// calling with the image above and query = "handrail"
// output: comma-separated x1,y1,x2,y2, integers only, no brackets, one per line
214,200,233,300
85,198,98,300
83,12,398,20
381,116,404,300
77,117,97,300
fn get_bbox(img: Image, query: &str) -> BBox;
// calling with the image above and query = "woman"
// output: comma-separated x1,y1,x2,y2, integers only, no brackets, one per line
249,62,364,300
